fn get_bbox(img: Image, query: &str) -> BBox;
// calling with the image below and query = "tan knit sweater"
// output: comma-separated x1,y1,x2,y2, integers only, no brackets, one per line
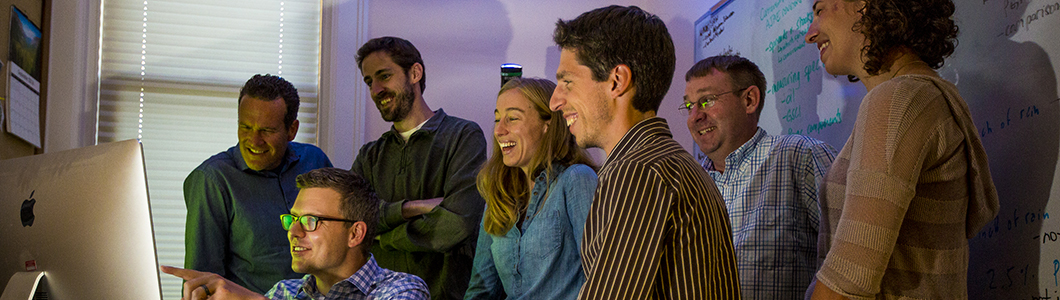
816,75,999,300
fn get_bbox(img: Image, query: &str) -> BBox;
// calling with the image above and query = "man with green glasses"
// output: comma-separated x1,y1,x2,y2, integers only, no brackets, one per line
164,168,429,300
682,54,836,299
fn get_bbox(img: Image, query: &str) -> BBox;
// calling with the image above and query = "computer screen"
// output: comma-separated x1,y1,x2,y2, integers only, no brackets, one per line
0,139,162,299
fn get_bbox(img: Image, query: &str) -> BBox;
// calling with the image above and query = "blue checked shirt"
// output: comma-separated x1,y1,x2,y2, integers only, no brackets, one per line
264,255,429,300
696,128,836,300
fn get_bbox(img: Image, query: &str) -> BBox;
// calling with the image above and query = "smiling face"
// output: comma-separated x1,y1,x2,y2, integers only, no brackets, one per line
494,89,548,175
361,51,417,122
685,70,758,165
550,49,614,149
288,187,356,278
805,0,868,76
238,96,297,171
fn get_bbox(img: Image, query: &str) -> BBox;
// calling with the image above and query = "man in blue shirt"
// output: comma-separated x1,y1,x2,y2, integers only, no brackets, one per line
353,37,487,299
183,74,333,293
165,168,429,300
682,54,836,299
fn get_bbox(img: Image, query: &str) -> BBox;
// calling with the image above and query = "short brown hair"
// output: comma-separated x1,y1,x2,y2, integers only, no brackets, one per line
553,5,675,113
356,36,426,93
685,55,766,118
295,168,379,253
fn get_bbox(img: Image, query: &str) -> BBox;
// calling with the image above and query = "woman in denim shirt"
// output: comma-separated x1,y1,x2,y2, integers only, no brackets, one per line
464,77,598,299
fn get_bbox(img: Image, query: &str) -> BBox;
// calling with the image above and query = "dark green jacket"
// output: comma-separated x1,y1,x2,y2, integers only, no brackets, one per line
352,109,487,300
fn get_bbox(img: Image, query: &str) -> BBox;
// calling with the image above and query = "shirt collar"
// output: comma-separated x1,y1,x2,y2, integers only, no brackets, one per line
345,255,385,295
229,142,300,175
605,117,671,166
531,163,568,184
299,255,385,297
708,127,766,172
382,108,448,141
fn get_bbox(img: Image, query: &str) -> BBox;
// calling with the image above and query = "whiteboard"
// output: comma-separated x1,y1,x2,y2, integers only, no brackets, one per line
695,0,1060,298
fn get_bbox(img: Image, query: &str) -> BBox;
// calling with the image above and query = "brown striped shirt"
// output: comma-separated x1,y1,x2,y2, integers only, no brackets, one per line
816,75,998,299
578,117,742,300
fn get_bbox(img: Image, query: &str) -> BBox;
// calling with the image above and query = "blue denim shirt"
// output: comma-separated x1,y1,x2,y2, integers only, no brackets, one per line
464,164,597,300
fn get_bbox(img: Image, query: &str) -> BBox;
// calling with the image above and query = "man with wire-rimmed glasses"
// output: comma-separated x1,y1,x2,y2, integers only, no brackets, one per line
164,168,429,300
682,54,837,300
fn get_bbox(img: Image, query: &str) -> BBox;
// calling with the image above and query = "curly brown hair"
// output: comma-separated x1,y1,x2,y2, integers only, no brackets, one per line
853,0,959,76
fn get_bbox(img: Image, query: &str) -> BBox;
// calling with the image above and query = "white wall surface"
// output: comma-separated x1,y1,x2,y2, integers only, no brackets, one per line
44,0,100,153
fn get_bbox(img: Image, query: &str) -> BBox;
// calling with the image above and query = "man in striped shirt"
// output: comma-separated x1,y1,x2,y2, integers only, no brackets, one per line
549,5,742,299
683,55,837,299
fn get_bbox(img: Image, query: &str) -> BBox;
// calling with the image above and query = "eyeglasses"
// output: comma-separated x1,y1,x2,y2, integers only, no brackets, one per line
678,87,749,114
280,214,357,232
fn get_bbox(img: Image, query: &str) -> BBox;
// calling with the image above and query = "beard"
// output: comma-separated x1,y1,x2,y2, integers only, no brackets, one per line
375,82,416,122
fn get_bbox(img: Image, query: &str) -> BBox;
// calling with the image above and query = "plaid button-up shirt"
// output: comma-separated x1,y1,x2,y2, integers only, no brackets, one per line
698,128,836,299
265,255,429,300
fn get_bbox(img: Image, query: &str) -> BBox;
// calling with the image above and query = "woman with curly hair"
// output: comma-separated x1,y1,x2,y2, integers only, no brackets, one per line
463,77,598,299
804,0,999,299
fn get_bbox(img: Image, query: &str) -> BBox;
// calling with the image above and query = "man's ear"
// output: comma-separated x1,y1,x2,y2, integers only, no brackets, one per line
407,62,424,87
286,119,300,142
743,86,761,115
609,64,634,99
348,221,367,248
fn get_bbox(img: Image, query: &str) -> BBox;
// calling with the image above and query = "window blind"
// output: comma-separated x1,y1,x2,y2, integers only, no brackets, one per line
98,0,321,298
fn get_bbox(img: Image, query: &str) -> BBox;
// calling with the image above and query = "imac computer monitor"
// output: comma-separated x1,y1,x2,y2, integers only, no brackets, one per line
0,139,162,299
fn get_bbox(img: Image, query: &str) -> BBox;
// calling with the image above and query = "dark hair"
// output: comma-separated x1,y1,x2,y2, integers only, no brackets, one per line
685,55,767,117
553,5,675,113
356,36,426,93
239,74,299,128
295,168,380,254
477,77,597,236
855,0,958,76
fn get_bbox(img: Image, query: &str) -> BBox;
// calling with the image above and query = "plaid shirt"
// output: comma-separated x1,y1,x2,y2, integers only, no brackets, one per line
265,255,429,300
697,128,836,300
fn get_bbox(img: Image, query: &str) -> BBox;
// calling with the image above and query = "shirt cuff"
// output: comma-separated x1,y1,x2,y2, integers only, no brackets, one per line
382,199,408,228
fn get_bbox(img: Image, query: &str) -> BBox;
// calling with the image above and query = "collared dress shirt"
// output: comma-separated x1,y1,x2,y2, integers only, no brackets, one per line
351,109,488,300
697,128,836,299
184,142,332,293
265,255,430,300
579,117,741,300
465,164,597,300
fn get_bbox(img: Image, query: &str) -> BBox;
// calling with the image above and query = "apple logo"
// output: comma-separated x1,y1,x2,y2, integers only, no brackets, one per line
20,190,35,227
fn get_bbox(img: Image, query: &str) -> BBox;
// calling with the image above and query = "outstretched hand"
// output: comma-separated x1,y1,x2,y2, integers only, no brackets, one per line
160,265,269,300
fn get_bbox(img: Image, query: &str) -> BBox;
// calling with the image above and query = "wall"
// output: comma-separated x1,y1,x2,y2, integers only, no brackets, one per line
2,0,99,156
42,0,98,153
0,0,47,158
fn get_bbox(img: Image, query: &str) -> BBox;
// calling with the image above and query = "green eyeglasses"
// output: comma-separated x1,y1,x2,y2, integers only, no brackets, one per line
678,87,750,114
280,214,356,232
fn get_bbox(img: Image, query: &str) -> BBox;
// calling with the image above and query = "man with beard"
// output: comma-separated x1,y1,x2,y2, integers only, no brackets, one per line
352,36,487,300
184,74,333,294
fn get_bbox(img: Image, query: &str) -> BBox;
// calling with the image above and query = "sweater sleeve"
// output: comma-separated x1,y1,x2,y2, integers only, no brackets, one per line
816,79,944,299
